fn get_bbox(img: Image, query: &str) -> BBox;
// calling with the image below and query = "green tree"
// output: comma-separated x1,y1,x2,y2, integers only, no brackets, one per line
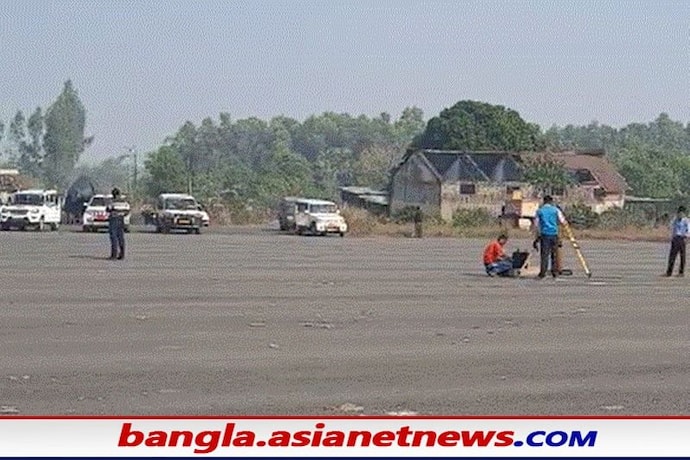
352,144,399,189
7,110,27,167
21,107,45,178
143,146,188,196
0,119,4,159
413,100,541,151
42,80,87,189
521,153,574,195
393,106,425,147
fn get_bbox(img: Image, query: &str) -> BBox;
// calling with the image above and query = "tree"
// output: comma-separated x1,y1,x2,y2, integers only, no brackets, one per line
143,146,188,196
352,144,400,189
170,121,198,194
413,100,541,151
393,106,425,147
7,111,27,167
21,108,45,178
0,119,4,159
42,80,87,189
521,153,574,195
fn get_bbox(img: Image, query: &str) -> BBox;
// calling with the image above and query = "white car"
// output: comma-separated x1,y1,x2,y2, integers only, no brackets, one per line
0,189,61,231
152,193,208,233
294,198,347,237
82,194,131,232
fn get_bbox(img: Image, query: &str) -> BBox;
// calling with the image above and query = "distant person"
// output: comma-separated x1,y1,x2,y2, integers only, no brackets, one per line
483,234,513,277
665,206,689,277
106,188,130,260
534,195,568,279
413,206,423,238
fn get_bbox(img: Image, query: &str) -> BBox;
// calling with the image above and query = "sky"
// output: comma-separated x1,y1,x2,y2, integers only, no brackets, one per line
1,0,688,162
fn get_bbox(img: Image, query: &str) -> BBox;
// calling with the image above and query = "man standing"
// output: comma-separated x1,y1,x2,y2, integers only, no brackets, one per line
534,195,568,279
666,206,689,277
106,188,129,260
483,234,513,277
413,206,423,238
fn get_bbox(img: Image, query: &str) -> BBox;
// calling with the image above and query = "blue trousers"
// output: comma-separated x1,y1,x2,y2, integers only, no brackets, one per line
109,218,125,258
485,259,513,276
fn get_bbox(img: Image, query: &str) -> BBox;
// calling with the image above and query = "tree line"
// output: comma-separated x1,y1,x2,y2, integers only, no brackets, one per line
2,84,690,209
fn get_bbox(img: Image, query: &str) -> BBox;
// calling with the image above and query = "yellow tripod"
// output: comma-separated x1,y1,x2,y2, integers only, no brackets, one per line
561,221,592,278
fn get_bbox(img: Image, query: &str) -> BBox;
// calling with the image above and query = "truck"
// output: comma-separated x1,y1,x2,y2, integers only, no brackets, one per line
0,189,61,231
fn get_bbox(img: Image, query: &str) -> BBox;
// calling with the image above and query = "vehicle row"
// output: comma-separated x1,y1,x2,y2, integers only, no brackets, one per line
0,189,210,234
278,197,348,237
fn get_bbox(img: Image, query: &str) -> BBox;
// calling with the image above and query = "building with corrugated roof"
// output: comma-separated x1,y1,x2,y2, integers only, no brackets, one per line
389,149,629,220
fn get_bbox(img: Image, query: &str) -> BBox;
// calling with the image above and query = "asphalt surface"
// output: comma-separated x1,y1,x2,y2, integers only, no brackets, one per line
0,225,688,415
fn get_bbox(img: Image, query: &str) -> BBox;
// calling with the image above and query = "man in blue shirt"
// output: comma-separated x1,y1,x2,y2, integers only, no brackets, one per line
666,205,689,277
534,195,567,278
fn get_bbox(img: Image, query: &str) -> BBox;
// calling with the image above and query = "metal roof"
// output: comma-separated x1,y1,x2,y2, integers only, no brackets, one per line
296,198,336,205
159,193,196,199
14,189,58,194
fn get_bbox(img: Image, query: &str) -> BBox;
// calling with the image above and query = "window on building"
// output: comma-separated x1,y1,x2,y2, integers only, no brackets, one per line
459,183,476,195
506,185,520,193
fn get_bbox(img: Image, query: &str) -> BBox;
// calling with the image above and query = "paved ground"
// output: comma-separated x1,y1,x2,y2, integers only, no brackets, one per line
0,226,688,415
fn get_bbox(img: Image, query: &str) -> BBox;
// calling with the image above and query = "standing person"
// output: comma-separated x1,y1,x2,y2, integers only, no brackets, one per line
534,195,567,279
666,206,689,277
413,206,423,238
106,188,129,260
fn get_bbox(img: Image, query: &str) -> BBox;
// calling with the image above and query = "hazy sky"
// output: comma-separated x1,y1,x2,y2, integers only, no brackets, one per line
1,0,688,162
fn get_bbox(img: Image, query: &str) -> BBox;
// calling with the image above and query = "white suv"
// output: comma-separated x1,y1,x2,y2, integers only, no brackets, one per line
152,193,209,234
0,189,61,231
82,194,131,232
294,199,347,237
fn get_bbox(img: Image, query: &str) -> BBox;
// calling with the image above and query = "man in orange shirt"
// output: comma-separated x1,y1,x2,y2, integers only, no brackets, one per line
483,234,513,277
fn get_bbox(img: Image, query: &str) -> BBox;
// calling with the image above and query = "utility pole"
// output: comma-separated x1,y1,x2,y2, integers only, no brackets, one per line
123,146,137,198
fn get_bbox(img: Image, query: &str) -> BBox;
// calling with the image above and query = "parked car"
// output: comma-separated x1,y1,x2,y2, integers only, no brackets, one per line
82,194,131,232
0,189,61,231
294,198,348,237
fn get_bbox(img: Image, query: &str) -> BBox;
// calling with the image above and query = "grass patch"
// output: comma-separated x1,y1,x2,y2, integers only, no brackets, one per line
341,207,671,242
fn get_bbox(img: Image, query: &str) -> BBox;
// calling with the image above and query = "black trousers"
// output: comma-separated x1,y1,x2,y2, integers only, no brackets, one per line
539,235,559,277
109,218,125,258
666,236,686,275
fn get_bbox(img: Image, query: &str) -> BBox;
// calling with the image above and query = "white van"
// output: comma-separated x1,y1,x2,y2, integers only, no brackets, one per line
0,189,61,231
294,199,347,237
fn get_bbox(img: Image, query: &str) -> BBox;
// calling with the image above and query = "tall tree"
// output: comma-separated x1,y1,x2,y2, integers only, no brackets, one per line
21,107,45,178
171,121,198,194
393,106,425,147
0,119,4,157
143,146,188,196
8,110,27,166
413,100,542,151
42,80,87,189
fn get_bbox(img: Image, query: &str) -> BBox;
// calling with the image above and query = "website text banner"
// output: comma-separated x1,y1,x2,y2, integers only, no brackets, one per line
0,417,688,457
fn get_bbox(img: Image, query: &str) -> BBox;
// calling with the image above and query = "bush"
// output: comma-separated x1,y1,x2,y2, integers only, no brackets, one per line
451,208,494,228
340,207,385,236
595,207,651,230
562,203,599,229
391,205,420,224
